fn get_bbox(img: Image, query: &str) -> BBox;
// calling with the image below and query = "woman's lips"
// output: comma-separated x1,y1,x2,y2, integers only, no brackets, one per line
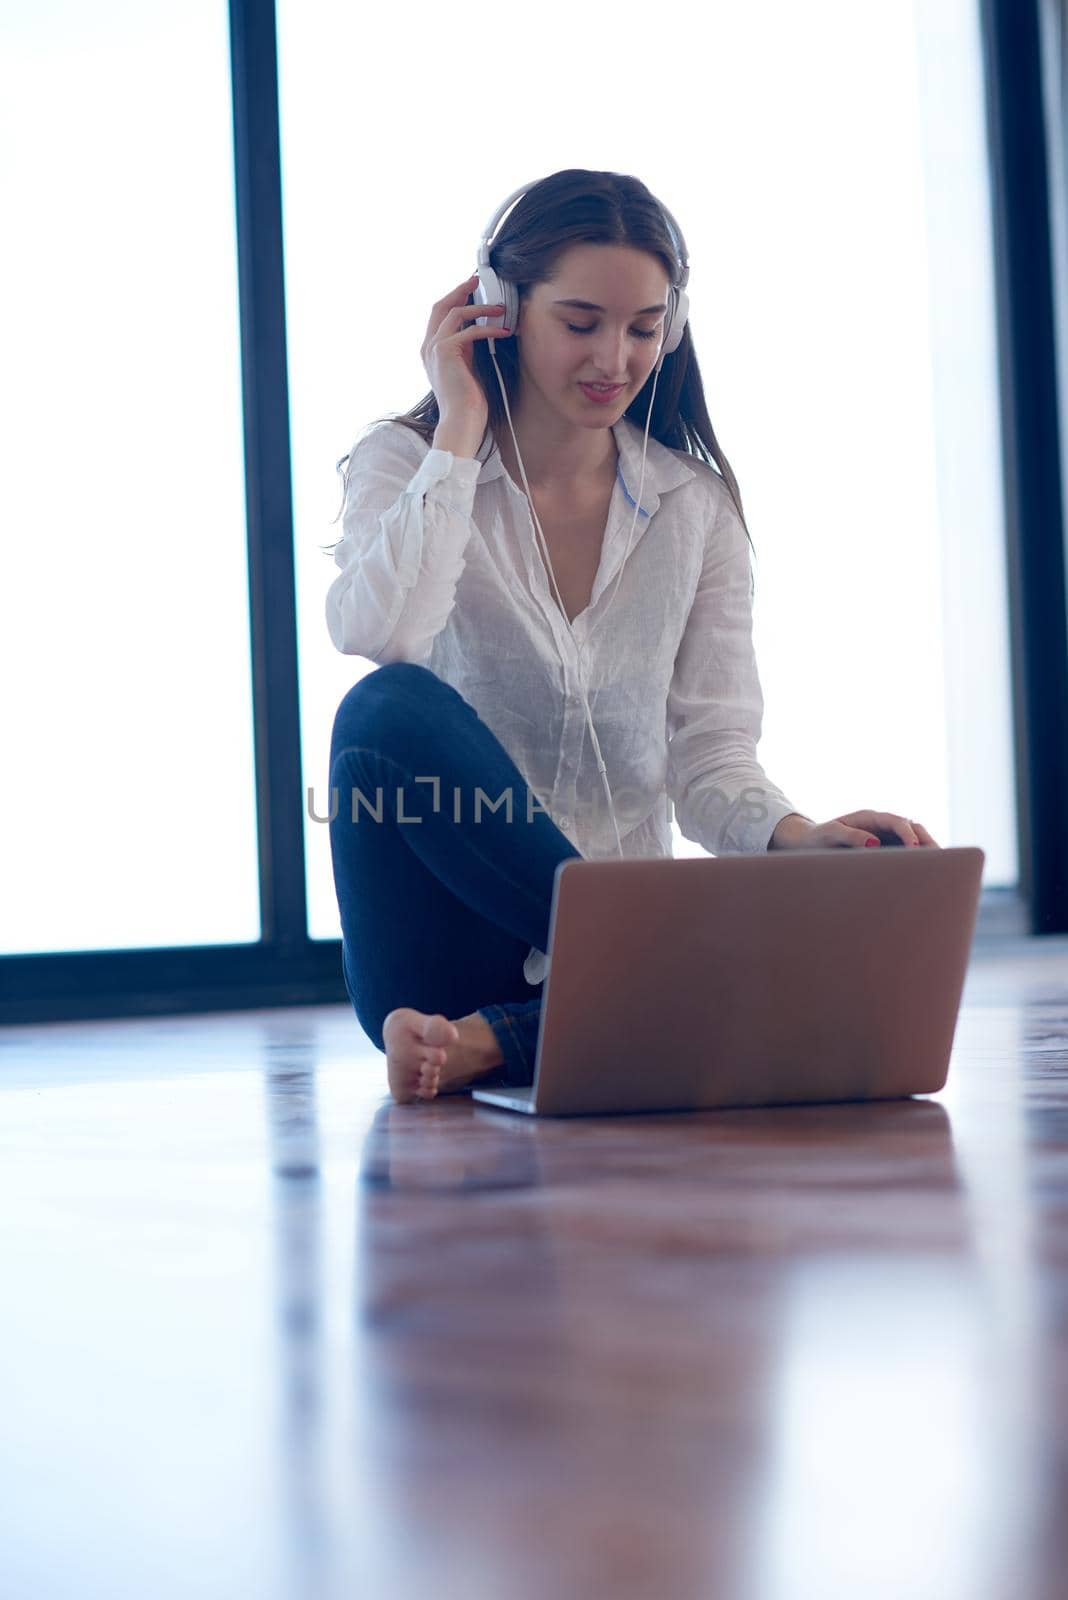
579,383,624,404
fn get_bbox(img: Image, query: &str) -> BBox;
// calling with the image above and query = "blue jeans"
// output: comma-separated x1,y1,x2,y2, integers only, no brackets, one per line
327,662,584,1087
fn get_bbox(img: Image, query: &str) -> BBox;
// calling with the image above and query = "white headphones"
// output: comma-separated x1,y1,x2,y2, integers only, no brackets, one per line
470,179,691,859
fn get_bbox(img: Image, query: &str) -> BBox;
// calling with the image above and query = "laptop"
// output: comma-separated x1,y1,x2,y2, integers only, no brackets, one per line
471,845,986,1117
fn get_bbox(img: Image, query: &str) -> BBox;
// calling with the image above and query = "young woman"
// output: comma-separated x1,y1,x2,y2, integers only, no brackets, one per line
324,168,939,1106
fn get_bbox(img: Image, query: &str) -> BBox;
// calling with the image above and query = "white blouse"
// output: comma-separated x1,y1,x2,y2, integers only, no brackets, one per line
326,414,803,984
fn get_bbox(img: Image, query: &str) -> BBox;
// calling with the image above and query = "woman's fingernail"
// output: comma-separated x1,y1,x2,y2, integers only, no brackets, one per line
865,837,879,847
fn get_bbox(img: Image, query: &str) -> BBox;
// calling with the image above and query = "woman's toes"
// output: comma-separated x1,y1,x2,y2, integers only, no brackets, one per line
383,1009,459,1105
418,1060,441,1099
420,1014,460,1049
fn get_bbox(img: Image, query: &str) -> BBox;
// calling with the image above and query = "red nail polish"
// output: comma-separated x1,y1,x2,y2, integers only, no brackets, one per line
865,838,879,847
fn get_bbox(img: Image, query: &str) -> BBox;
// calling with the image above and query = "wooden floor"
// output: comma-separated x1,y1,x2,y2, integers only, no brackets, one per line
1,932,1067,1600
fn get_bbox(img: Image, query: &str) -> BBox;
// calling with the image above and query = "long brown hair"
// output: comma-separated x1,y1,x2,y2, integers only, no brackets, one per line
325,168,754,560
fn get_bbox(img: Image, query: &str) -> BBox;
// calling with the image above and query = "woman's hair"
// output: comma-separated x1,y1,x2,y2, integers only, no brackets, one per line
323,168,754,561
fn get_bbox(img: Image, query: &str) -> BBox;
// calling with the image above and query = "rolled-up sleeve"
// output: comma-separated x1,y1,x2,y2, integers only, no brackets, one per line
325,423,483,665
666,482,801,854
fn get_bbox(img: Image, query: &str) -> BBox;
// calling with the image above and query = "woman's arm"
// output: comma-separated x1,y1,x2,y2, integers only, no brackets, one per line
325,422,482,665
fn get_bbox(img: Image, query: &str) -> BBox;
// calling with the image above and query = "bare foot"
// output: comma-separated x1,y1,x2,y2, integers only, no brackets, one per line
382,1008,505,1105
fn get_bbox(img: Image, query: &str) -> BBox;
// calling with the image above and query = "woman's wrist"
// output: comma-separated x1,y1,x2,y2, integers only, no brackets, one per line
432,417,485,459
767,813,813,851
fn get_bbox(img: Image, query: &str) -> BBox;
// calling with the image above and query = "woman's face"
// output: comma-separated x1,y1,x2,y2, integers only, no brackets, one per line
514,242,671,422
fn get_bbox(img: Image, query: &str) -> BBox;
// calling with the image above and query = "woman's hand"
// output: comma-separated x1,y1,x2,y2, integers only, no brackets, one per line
421,273,513,439
769,810,941,849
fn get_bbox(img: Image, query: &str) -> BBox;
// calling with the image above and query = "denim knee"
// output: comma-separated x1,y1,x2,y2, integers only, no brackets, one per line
330,661,446,754
362,661,438,693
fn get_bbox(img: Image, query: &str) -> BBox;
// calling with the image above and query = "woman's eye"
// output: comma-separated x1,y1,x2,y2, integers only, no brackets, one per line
566,323,659,341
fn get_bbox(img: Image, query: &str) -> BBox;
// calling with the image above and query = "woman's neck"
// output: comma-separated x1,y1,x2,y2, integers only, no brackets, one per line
495,425,619,498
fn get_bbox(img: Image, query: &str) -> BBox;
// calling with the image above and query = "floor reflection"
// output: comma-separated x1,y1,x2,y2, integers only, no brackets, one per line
0,938,1064,1600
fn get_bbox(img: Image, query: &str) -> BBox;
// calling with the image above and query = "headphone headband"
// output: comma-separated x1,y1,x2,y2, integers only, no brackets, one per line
477,178,689,292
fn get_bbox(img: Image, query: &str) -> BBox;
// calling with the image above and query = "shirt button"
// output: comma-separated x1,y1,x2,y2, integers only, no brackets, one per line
559,817,571,830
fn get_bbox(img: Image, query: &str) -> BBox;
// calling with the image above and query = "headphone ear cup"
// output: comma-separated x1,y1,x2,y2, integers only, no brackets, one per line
474,265,501,314
661,285,689,356
474,265,517,335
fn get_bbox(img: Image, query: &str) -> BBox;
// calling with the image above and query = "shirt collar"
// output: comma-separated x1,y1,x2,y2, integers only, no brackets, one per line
474,414,696,515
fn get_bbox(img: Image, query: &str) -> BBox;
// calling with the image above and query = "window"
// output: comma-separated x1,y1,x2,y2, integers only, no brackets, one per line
276,0,1014,944
0,2,259,955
